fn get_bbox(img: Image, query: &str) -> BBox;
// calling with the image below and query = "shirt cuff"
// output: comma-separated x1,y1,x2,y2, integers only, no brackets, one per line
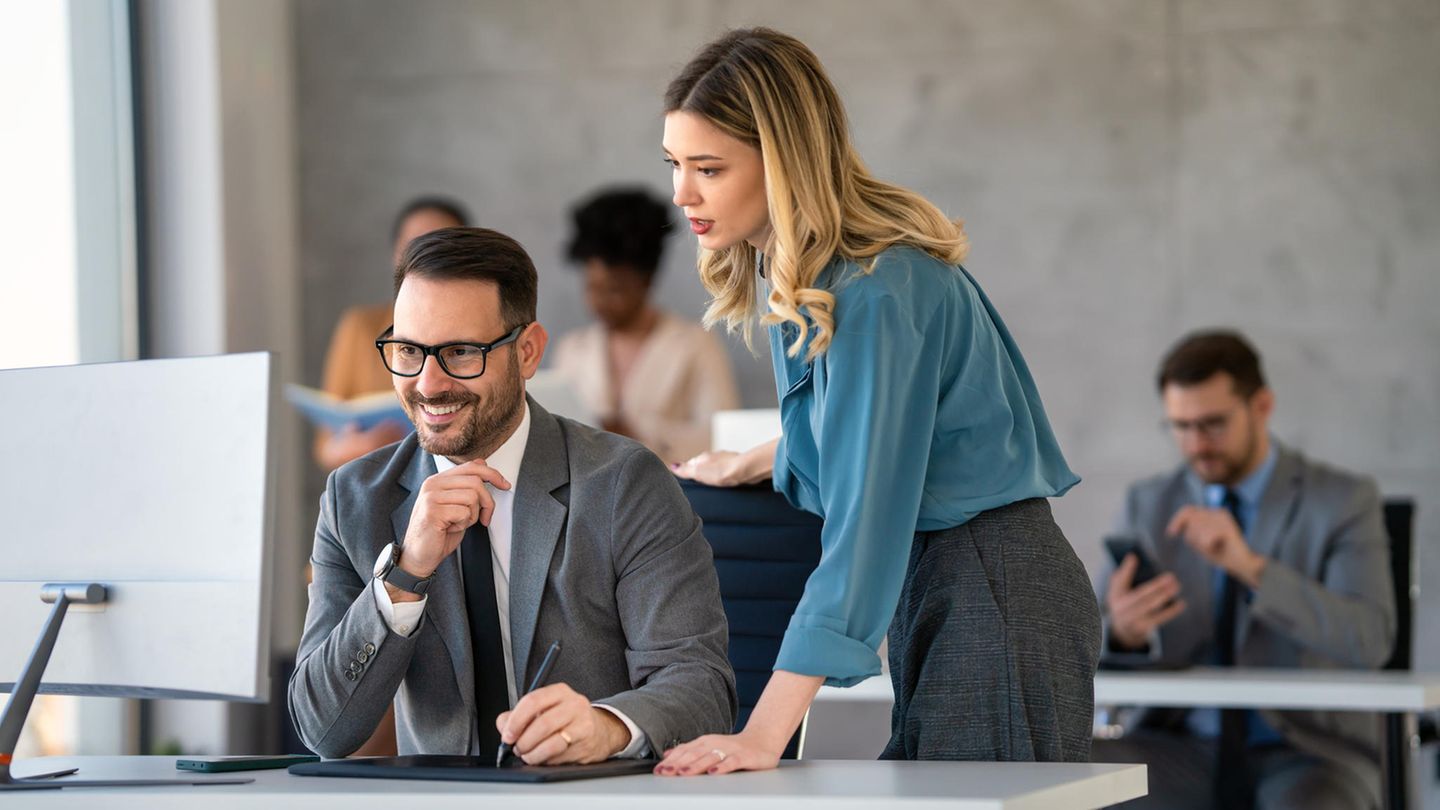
592,703,650,759
774,614,883,688
371,577,426,637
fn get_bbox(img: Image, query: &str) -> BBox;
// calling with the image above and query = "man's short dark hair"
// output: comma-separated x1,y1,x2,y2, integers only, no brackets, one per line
390,195,472,241
394,227,537,330
1157,329,1267,398
565,187,673,279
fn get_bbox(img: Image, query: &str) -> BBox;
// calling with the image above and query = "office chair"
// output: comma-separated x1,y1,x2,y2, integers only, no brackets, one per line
679,479,823,759
1379,499,1439,793
1381,498,1415,673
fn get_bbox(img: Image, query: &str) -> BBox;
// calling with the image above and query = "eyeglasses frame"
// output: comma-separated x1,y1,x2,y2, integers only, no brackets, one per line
374,323,528,380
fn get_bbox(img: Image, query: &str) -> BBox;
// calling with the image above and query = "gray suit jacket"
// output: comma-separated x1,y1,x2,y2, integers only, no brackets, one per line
1099,443,1395,804
288,397,736,758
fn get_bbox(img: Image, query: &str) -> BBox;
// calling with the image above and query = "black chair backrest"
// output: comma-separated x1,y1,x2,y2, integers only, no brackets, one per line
1382,498,1415,671
680,480,822,759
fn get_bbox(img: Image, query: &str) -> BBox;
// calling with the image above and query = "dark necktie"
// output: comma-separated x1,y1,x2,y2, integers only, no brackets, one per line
460,522,510,753
1214,488,1253,809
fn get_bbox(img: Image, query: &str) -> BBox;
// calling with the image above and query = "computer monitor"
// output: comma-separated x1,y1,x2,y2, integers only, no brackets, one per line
0,353,277,788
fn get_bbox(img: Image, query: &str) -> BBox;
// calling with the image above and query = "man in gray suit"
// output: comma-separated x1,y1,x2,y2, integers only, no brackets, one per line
289,227,736,763
1093,330,1395,810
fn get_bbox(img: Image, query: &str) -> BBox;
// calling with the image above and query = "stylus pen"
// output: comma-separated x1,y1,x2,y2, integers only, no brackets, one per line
496,640,563,766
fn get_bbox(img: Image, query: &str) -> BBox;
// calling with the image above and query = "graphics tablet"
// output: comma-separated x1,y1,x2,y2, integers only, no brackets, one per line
289,755,655,783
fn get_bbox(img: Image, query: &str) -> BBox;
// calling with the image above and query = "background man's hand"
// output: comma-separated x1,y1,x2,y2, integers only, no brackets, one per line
1167,505,1268,587
1106,554,1187,650
495,684,630,765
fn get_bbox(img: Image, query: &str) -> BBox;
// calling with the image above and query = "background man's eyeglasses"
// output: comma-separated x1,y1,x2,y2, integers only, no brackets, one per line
1160,406,1243,441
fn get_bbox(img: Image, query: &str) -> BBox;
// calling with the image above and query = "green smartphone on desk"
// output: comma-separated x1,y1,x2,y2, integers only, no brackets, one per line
177,754,319,772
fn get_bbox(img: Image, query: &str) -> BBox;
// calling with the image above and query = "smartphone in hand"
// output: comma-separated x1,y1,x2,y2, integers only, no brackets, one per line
1104,535,1162,588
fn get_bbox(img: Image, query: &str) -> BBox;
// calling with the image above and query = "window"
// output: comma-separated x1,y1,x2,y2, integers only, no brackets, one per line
0,0,138,371
0,0,140,757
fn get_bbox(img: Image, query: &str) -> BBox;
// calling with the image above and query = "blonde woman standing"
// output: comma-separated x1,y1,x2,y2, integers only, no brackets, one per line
660,28,1100,775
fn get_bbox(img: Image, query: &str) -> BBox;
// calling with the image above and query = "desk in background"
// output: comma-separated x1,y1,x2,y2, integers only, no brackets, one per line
1094,668,1440,810
12,756,1146,809
812,669,1440,810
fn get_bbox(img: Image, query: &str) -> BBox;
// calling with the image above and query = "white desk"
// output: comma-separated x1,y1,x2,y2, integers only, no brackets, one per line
9,756,1146,809
814,669,1440,810
1095,668,1440,810
1093,667,1440,712
815,667,1440,719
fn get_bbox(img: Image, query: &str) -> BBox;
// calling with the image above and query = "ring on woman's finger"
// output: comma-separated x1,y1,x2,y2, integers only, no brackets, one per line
710,749,727,762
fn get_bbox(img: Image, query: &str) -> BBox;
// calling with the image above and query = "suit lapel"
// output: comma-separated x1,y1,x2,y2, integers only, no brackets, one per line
507,398,570,691
1239,444,1301,647
390,444,476,730
1248,444,1301,561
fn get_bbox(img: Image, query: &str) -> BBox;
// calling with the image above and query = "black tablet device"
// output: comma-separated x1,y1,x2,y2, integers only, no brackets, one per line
1097,657,1191,672
289,755,655,783
178,754,319,772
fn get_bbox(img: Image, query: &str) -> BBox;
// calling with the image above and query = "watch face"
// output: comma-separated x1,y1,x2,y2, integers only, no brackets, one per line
373,544,398,578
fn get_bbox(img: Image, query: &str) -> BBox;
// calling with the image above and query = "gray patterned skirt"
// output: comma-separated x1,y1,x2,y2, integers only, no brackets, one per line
881,497,1101,762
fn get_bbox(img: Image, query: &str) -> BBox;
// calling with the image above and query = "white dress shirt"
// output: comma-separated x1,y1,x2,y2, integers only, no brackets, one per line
372,402,648,757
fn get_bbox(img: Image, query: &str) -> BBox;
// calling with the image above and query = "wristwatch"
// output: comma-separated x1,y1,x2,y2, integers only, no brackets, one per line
372,543,434,596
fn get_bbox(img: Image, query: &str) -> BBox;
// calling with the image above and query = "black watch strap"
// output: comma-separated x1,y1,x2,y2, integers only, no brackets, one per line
383,549,434,596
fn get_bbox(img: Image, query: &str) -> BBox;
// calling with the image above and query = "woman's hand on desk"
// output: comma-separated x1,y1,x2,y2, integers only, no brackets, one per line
655,669,818,776
654,730,781,776
672,437,778,487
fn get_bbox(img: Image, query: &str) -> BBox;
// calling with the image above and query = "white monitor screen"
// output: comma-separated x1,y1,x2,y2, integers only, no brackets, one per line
0,353,275,701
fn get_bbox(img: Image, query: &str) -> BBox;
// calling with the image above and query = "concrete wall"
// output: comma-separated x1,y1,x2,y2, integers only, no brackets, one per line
291,0,1440,675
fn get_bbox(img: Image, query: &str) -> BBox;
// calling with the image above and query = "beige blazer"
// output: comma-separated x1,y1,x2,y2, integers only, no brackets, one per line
551,312,739,464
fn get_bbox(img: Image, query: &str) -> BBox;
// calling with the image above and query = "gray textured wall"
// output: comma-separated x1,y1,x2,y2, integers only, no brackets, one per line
294,1,1440,673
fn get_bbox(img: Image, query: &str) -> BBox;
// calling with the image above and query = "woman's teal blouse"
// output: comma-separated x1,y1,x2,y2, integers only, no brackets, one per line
767,245,1079,686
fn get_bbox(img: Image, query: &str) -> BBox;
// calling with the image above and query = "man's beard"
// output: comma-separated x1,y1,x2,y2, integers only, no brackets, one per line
1189,423,1261,487
406,362,525,460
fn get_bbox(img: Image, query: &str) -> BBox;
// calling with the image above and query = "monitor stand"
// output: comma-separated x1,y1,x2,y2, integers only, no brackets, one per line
0,583,251,789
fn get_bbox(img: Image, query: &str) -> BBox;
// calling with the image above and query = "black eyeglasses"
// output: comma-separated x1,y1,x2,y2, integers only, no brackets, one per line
1159,405,1244,441
374,324,527,379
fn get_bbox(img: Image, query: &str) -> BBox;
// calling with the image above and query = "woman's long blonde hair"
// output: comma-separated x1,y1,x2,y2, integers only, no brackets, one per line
665,27,968,360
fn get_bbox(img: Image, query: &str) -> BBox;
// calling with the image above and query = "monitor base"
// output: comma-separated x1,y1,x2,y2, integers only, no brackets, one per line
0,775,252,790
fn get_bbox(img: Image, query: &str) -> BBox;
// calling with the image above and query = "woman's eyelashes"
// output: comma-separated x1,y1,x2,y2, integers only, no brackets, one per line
662,156,720,177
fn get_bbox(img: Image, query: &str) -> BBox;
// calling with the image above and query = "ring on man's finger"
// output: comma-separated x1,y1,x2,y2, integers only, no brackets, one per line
559,730,574,746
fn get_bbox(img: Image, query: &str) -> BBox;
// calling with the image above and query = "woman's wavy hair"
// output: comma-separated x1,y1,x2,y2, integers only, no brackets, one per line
665,27,968,360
